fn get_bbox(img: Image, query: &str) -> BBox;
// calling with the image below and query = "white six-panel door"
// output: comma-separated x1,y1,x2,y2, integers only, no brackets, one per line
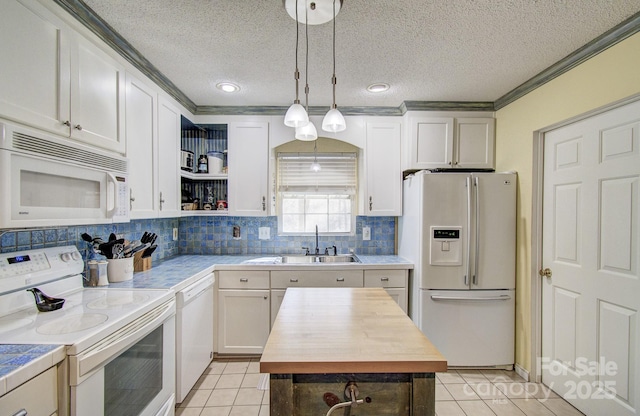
542,99,640,415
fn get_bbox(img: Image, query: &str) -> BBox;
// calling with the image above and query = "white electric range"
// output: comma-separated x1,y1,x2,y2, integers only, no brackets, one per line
0,245,176,416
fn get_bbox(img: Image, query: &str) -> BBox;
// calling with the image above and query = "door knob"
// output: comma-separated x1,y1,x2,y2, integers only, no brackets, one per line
539,268,552,278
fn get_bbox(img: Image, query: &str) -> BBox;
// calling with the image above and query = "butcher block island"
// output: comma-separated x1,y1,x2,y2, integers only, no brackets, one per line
260,288,447,416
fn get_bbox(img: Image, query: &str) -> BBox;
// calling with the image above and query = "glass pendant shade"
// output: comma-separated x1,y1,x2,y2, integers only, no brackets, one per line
295,120,318,141
284,103,309,127
322,107,346,132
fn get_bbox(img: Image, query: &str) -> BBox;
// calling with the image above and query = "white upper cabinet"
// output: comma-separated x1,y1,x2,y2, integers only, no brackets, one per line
126,75,158,218
67,35,125,154
0,0,70,132
228,122,269,216
365,120,402,216
404,114,494,170
455,117,495,169
0,0,125,154
157,97,181,217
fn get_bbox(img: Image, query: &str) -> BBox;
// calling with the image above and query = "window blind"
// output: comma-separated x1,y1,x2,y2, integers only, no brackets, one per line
277,152,357,194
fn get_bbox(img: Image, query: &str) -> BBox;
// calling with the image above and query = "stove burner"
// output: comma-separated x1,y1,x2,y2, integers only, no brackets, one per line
86,293,150,310
0,317,34,333
36,313,108,335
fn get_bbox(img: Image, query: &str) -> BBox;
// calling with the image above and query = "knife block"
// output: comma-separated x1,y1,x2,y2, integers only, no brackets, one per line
134,251,152,272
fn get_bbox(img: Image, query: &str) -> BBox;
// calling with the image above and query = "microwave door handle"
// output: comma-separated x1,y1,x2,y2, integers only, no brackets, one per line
106,173,118,218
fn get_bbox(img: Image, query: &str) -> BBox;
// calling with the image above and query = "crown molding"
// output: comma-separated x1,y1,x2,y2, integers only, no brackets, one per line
494,11,640,110
55,0,640,116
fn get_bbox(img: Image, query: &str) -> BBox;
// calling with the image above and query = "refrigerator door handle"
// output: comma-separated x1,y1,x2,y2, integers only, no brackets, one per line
465,176,472,287
431,295,512,302
473,176,480,286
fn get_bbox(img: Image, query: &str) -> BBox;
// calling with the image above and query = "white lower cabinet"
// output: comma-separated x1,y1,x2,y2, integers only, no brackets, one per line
217,271,270,354
217,268,409,353
364,269,408,313
0,366,57,416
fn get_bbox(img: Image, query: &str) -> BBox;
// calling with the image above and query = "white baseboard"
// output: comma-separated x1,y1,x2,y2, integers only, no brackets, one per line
514,363,529,382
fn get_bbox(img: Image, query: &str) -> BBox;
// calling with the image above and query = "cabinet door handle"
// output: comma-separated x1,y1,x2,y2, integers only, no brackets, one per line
263,295,268,300
381,277,389,282
290,278,299,283
62,120,71,127
240,278,249,282
159,191,165,210
336,277,345,282
262,196,266,211
369,196,373,211
74,124,83,131
130,189,135,210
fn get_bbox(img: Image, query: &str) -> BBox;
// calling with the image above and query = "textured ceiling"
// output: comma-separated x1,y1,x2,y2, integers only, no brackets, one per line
81,0,640,109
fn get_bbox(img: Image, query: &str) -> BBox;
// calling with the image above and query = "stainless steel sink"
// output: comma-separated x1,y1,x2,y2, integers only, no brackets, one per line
280,254,360,264
318,255,359,263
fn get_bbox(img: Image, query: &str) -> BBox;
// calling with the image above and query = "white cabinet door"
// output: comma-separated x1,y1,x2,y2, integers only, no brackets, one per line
270,289,286,328
157,97,181,217
365,121,402,216
455,117,495,169
218,289,270,354
228,122,269,216
0,0,70,135
408,116,454,170
126,75,157,218
364,269,408,313
69,35,125,154
405,115,495,170
0,0,125,154
0,367,57,416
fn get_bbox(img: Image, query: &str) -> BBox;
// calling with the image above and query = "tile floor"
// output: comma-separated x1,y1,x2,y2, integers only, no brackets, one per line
175,358,585,416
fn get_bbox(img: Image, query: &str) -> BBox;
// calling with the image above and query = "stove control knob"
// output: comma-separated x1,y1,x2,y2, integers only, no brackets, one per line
71,251,81,261
61,252,72,262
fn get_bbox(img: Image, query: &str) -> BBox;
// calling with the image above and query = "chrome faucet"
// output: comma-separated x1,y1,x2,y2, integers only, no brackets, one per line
315,225,320,255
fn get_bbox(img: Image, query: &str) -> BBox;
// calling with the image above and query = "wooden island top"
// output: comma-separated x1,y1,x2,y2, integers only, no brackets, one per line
260,287,447,374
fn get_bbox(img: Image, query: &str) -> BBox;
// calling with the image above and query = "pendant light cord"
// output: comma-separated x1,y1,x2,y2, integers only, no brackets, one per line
331,0,337,109
304,5,310,112
294,0,300,104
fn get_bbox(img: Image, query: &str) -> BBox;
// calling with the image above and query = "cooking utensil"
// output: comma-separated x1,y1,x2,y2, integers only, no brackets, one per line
141,244,157,258
127,243,150,257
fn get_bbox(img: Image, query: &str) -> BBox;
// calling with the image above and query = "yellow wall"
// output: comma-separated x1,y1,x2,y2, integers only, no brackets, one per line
495,32,640,374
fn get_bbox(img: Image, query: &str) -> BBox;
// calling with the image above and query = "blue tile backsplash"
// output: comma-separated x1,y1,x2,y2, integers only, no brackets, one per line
0,215,396,257
178,215,396,256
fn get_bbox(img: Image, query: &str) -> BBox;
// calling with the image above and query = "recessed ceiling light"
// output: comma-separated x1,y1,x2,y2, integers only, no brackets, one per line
216,82,240,93
367,83,390,93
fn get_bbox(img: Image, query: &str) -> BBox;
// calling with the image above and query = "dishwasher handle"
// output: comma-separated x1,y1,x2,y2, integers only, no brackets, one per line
179,275,214,307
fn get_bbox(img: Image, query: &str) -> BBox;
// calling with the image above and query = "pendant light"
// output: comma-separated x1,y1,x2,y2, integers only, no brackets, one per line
283,0,309,128
310,140,321,172
295,5,318,141
321,0,346,133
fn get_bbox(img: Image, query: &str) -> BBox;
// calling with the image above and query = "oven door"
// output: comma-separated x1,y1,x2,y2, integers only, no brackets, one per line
69,300,176,416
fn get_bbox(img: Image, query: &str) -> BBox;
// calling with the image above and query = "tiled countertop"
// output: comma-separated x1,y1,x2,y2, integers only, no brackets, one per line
108,254,413,292
1,254,412,396
0,344,65,396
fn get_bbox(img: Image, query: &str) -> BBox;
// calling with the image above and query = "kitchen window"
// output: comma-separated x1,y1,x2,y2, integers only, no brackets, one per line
277,152,357,235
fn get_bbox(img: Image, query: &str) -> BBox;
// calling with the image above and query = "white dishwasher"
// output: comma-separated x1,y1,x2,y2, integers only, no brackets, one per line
176,274,215,403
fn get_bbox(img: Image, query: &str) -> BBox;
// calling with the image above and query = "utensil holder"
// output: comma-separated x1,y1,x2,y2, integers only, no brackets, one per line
133,251,152,272
107,257,134,282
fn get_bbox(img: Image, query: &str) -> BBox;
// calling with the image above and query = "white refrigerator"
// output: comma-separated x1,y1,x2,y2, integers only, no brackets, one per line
399,170,516,368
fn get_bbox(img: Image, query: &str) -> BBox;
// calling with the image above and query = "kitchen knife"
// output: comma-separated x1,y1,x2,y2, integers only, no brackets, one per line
141,244,157,258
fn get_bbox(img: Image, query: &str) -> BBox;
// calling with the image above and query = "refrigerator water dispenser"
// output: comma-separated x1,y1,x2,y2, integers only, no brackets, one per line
429,226,462,265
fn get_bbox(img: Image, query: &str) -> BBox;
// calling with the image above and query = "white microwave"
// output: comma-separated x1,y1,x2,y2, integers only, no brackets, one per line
0,121,129,228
